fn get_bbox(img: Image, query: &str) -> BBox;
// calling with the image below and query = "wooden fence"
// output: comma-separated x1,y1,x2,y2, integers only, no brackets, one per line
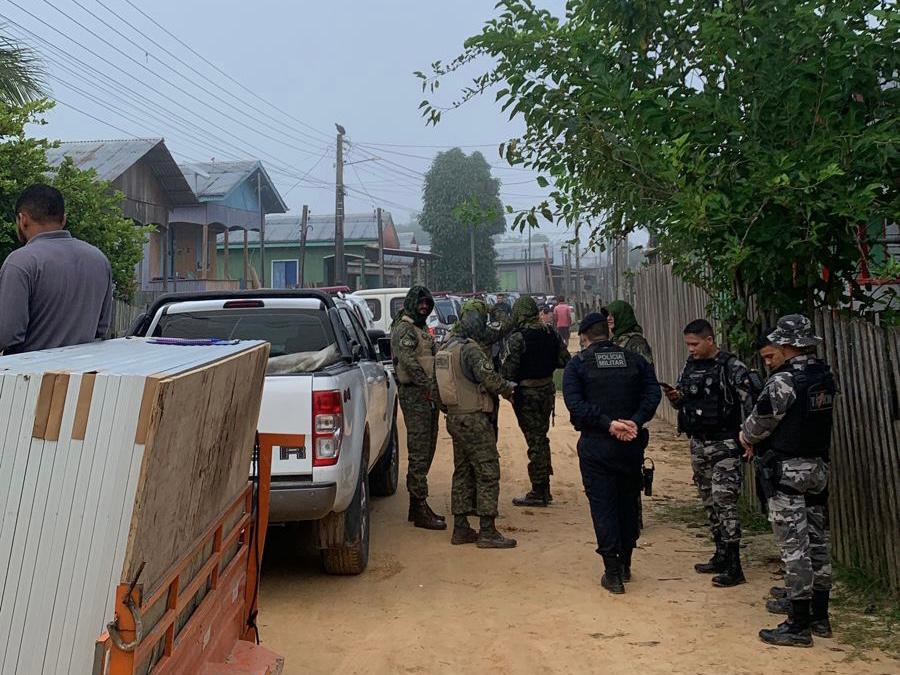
627,262,900,591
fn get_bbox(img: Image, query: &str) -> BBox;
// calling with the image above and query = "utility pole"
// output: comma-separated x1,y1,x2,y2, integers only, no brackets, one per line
334,123,346,286
470,222,477,294
377,207,385,287
258,170,266,287
298,205,309,288
526,226,532,293
575,238,582,312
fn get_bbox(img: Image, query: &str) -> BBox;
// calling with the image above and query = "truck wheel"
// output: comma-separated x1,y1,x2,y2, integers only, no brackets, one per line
320,461,370,575
370,422,399,497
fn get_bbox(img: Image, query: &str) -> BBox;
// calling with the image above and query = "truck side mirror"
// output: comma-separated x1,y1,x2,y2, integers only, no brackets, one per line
446,314,458,324
376,337,392,363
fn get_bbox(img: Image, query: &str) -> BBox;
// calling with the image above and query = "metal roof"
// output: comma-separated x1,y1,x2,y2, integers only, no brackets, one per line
46,139,197,206
245,211,398,245
179,161,288,213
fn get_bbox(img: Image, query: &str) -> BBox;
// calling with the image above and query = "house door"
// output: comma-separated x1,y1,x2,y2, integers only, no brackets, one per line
272,260,299,289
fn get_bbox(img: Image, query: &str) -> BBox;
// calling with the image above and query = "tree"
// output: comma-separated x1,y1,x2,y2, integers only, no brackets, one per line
0,101,147,300
0,32,46,106
419,148,506,291
419,0,899,346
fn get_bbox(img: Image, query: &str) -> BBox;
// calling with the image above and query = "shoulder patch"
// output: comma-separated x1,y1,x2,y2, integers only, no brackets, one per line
400,334,417,349
594,351,627,369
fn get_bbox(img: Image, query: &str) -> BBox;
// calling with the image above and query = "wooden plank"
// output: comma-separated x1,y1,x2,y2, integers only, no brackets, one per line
31,373,57,439
44,373,71,442
71,372,96,441
134,376,161,445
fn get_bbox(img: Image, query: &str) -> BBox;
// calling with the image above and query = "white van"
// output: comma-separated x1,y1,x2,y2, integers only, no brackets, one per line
351,288,411,334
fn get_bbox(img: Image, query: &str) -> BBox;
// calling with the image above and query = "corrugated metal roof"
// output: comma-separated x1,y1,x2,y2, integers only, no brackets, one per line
46,139,197,206
247,211,397,244
179,161,288,213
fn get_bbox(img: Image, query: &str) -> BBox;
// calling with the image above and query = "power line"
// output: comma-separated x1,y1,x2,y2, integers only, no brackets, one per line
282,145,333,198
119,0,333,143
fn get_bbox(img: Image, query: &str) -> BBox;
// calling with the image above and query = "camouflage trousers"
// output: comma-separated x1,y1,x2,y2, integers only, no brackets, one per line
446,412,501,517
512,383,555,486
689,438,743,544
769,458,832,600
399,384,439,500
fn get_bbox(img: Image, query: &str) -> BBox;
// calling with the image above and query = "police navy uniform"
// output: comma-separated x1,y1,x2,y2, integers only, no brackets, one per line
563,315,661,592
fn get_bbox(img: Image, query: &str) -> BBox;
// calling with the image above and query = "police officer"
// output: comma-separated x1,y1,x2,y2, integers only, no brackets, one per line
666,319,759,587
391,285,446,531
563,311,661,593
501,296,570,506
739,315,835,647
436,299,518,548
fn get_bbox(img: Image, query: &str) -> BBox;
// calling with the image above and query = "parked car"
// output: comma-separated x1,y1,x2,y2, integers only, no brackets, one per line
352,287,411,334
428,294,461,344
129,290,399,575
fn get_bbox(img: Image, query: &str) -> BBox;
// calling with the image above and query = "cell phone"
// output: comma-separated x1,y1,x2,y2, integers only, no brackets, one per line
659,382,675,392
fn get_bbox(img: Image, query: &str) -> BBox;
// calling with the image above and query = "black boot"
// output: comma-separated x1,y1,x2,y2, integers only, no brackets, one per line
767,597,791,614
410,498,447,530
759,599,814,648
695,533,727,574
770,586,789,599
512,483,550,507
451,515,479,545
621,548,633,583
600,555,625,594
712,543,746,587
408,497,446,523
476,516,517,549
811,590,833,638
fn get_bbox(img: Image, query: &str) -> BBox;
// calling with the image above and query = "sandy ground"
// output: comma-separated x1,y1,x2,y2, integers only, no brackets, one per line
257,397,896,675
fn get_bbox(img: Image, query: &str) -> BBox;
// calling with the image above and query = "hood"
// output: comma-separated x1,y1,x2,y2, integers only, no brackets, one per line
454,298,489,342
606,300,642,340
512,296,540,327
394,285,434,328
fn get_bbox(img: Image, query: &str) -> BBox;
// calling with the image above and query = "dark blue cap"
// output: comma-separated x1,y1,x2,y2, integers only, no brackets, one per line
578,310,608,335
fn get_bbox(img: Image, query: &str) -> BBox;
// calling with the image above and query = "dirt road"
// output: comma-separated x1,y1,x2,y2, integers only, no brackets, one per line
258,398,895,674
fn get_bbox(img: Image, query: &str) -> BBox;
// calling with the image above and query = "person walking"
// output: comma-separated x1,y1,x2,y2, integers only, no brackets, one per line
391,285,446,531
740,315,836,647
501,296,570,507
606,300,653,364
0,184,112,355
436,299,518,549
552,296,574,349
563,311,661,593
666,319,759,587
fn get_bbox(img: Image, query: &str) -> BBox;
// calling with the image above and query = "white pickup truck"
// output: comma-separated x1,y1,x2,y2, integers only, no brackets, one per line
129,290,399,575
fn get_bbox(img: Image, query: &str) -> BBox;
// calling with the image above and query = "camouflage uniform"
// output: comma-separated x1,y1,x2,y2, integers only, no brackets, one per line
607,300,654,364
673,354,757,545
501,296,570,489
390,286,439,502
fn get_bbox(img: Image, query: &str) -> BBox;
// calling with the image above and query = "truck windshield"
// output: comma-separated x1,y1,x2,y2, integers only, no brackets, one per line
434,299,456,323
152,309,336,357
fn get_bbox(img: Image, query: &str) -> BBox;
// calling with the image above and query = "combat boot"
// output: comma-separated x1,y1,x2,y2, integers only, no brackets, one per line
694,533,727,574
407,497,446,523
811,589,833,638
476,517,517,549
410,498,447,531
712,543,746,587
451,515,479,545
512,483,550,507
600,555,625,594
770,586,789,599
759,599,813,648
620,548,633,583
766,597,791,614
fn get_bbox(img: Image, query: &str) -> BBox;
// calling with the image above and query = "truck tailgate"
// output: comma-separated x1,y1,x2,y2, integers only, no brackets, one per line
257,375,314,476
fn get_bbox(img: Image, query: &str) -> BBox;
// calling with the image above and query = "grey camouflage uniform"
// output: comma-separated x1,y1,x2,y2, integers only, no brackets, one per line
672,353,756,544
446,337,515,518
742,315,833,600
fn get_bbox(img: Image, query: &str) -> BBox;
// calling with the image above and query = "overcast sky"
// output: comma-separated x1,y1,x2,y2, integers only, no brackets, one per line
6,0,583,239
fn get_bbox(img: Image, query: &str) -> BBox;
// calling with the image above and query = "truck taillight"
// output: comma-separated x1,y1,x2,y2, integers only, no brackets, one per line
312,390,343,467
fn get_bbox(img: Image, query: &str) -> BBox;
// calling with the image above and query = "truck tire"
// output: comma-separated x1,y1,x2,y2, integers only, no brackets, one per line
370,421,399,497
320,460,370,575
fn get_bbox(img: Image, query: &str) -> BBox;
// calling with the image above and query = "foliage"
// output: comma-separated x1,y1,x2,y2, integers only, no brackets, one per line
418,0,899,351
0,32,47,106
0,101,147,301
419,148,505,291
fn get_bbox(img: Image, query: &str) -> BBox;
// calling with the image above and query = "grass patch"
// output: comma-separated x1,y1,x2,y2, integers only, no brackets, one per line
652,498,707,529
830,563,900,659
737,494,770,534
553,368,564,391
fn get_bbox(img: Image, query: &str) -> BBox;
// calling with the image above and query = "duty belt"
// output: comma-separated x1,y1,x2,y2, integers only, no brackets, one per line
690,430,736,443
518,377,553,387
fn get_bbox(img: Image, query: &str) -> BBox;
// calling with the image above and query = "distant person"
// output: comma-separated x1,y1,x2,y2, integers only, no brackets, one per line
0,184,112,355
493,293,512,317
553,296,574,347
606,300,653,364
539,304,554,326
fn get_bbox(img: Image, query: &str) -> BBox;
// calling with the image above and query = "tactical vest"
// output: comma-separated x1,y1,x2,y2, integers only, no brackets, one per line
393,316,435,385
769,359,835,460
576,342,643,431
435,339,494,415
516,326,562,381
677,352,740,436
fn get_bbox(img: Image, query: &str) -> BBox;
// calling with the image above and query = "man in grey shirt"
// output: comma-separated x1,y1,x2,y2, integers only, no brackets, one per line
0,183,113,355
